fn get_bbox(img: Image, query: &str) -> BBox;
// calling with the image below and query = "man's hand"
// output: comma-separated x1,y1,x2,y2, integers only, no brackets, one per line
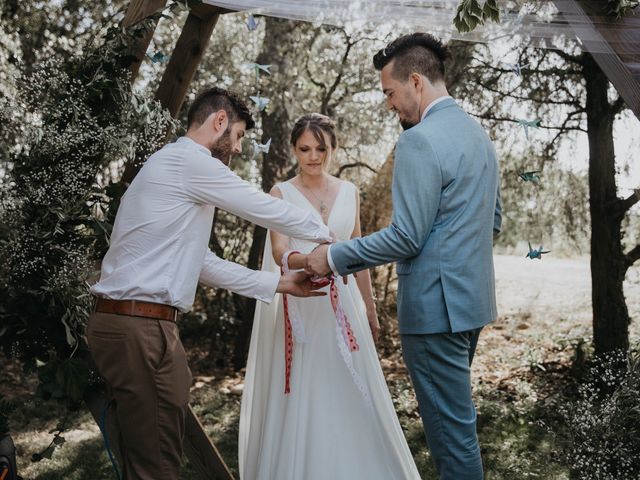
305,244,331,277
277,271,327,297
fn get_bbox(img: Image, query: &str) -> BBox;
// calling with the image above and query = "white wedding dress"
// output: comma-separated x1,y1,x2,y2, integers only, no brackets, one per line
239,180,420,480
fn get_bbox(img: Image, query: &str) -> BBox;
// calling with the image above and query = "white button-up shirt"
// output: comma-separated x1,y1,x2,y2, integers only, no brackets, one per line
91,136,331,312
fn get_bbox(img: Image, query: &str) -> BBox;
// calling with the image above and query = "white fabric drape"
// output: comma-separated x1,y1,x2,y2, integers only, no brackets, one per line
203,0,637,53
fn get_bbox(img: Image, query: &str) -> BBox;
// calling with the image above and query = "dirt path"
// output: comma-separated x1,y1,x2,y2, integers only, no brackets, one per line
474,254,640,386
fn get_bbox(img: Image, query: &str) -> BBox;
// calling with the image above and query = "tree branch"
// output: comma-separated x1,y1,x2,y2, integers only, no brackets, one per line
334,162,377,178
548,48,585,67
470,112,587,133
626,244,640,270
322,29,354,116
620,188,640,212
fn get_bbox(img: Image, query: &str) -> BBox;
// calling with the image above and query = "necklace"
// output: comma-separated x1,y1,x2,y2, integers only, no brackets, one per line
299,174,330,216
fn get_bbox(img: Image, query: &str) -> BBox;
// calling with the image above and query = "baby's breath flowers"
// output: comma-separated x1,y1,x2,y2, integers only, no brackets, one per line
0,23,177,406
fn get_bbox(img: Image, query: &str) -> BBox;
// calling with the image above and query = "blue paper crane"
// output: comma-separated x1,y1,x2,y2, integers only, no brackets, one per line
250,95,270,111
252,138,272,156
526,242,551,260
243,63,272,83
517,119,540,140
505,61,528,77
147,51,169,64
246,14,259,31
518,171,541,183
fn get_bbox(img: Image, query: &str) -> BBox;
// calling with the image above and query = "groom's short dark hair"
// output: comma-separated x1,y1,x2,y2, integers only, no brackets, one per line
187,87,255,130
373,33,449,84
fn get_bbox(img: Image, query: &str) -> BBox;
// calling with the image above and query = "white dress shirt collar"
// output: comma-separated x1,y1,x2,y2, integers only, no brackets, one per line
176,136,211,156
420,95,453,121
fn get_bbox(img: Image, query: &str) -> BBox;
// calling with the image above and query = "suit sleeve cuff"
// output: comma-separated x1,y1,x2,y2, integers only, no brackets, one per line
327,245,340,276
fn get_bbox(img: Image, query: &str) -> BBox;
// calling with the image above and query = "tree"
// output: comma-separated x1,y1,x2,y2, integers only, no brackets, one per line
456,39,639,355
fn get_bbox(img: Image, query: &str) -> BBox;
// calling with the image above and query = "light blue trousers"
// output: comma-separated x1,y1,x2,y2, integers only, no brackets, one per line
401,328,483,480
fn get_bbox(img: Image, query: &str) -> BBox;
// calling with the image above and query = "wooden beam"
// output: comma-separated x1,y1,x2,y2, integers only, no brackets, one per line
122,0,168,28
120,4,222,185
184,406,235,480
555,0,640,120
122,0,169,80
86,389,235,480
155,4,223,117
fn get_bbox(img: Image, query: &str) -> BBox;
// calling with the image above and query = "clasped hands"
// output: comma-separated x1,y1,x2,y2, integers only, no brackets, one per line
277,234,347,298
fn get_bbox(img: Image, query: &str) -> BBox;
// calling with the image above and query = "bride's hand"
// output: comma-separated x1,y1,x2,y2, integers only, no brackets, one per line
367,307,380,344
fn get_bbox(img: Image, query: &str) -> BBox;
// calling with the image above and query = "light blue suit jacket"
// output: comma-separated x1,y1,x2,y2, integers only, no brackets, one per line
331,98,501,334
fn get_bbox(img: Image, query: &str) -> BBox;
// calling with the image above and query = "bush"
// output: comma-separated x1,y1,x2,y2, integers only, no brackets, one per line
562,348,640,479
0,19,177,407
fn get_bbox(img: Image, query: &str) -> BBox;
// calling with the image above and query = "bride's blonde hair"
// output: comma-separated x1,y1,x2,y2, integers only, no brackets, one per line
290,113,338,170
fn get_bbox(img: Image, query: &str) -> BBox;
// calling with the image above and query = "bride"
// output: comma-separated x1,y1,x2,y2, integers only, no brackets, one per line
239,113,420,480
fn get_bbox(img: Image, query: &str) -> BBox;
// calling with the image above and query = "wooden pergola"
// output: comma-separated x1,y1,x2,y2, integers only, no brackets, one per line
557,0,640,120
98,1,639,479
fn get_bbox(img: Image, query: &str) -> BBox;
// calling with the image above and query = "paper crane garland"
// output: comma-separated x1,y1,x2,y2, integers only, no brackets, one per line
243,63,272,84
505,61,528,77
518,171,541,183
252,138,272,157
517,119,540,140
147,52,169,64
250,95,270,111
246,14,259,31
526,242,551,260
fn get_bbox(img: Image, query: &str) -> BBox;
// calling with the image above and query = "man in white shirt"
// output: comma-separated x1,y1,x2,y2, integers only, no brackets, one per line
87,87,332,480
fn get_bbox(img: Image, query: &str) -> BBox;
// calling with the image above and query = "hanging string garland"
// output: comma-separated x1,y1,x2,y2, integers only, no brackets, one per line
242,17,272,158
517,118,541,141
147,51,170,64
518,171,541,183
246,13,259,31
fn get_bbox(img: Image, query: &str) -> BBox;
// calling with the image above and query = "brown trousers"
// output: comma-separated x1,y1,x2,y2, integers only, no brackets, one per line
87,312,192,480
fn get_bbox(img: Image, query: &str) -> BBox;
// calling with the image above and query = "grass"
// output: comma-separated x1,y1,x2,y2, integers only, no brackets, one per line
5,356,574,480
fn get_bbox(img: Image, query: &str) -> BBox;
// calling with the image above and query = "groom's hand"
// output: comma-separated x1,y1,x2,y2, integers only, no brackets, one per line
277,271,327,297
305,244,331,277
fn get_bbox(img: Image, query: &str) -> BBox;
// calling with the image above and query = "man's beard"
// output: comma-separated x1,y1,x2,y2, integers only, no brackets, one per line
211,128,233,166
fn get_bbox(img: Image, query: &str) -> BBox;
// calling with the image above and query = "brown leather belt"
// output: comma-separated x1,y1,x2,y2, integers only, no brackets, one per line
94,298,179,322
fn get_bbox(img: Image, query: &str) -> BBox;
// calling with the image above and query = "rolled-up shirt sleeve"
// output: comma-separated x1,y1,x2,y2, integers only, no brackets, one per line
199,249,279,304
182,154,331,243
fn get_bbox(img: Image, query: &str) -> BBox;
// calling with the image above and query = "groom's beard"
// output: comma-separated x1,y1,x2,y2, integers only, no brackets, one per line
211,128,233,166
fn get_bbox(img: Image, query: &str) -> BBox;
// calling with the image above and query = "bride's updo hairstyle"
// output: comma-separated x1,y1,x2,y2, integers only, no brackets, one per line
290,113,338,169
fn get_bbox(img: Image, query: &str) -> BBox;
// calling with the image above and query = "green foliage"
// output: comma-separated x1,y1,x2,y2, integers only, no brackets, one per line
560,348,640,479
0,17,176,406
606,0,639,17
454,0,500,34
0,393,16,437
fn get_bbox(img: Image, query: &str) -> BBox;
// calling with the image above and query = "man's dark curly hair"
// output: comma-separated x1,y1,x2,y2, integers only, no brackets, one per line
373,33,450,84
187,87,255,130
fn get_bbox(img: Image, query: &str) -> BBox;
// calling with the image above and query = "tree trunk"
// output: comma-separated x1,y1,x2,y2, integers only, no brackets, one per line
232,17,305,369
584,53,630,356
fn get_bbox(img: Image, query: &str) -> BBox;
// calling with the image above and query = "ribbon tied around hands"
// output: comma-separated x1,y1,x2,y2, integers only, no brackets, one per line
281,251,372,407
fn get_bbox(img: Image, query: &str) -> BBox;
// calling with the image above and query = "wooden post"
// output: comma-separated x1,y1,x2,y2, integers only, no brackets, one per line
556,0,640,120
87,386,235,480
184,406,235,480
120,4,224,185
154,4,223,117
122,0,169,80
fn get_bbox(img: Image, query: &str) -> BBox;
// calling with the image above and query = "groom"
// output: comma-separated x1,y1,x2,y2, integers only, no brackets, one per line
88,87,333,479
307,33,501,479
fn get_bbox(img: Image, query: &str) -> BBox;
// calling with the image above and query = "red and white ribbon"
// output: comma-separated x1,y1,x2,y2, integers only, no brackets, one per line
281,250,371,407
